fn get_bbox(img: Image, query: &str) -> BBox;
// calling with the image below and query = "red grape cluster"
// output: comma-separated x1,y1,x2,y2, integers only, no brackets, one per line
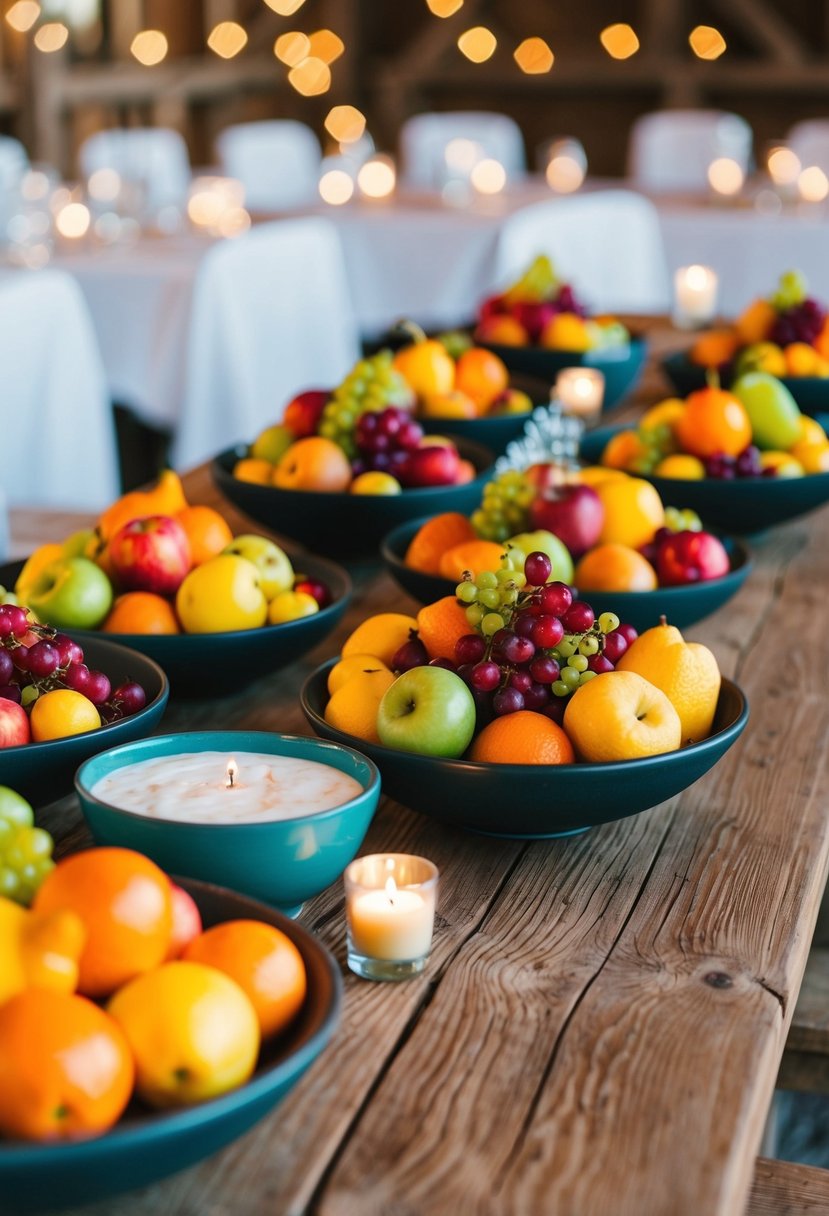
770,299,826,348
352,407,423,478
0,604,147,724
705,444,773,480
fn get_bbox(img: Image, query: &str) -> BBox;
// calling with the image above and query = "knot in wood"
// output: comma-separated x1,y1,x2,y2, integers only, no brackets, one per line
704,971,733,989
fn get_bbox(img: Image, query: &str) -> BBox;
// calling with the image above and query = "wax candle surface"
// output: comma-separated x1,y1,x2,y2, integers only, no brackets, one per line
348,886,435,961
92,752,362,825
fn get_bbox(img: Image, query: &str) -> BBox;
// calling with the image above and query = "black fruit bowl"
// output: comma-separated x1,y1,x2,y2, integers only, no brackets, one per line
479,336,647,410
662,351,829,418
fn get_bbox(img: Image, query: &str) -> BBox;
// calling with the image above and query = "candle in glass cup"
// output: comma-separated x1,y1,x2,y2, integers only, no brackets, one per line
555,368,605,426
673,264,719,329
345,853,438,981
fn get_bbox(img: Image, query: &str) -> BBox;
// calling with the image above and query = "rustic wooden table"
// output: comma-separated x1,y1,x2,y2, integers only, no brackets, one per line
12,328,829,1216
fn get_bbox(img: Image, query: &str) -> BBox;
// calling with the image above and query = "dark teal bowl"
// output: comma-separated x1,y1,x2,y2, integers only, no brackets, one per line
581,424,829,535
301,660,748,839
414,406,533,454
662,351,829,417
75,731,380,913
0,876,340,1214
0,553,351,700
381,516,752,633
0,637,168,808
211,438,495,559
479,336,647,410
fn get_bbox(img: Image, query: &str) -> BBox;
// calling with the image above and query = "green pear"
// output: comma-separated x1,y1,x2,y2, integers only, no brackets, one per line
732,372,801,451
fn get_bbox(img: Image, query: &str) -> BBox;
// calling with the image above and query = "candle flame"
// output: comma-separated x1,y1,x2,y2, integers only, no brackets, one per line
385,875,398,905
226,758,238,788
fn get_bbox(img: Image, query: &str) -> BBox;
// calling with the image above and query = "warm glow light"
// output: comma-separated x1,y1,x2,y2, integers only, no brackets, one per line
546,155,585,193
357,156,396,199
187,177,245,231
707,156,744,195
325,105,366,143
5,1,40,33
444,138,482,172
207,21,247,59
288,56,331,96
56,202,91,239
686,264,713,290
20,170,50,201
799,165,829,203
319,168,354,205
600,23,640,59
426,0,463,14
130,29,168,66
264,0,305,13
689,25,727,60
457,26,496,63
274,31,309,65
307,29,344,64
87,167,121,202
768,147,801,186
514,37,554,74
34,21,68,52
470,157,506,194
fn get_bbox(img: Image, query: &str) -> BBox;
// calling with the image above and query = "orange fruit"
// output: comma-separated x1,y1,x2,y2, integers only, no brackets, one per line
183,919,307,1039
273,437,352,492
324,668,395,743
103,590,181,634
654,454,706,480
735,298,776,345
233,458,274,485
474,315,529,346
405,512,476,575
0,988,134,1141
438,539,505,581
97,469,187,541
176,506,234,566
792,444,829,474
327,653,391,694
675,387,752,458
420,390,478,420
574,544,657,592
341,612,418,665
416,596,473,662
815,316,829,360
785,342,826,377
601,429,648,471
453,348,509,412
688,328,740,368
576,466,628,488
540,313,592,351
617,620,721,743
594,477,665,550
33,847,173,998
563,671,682,762
30,690,101,742
469,711,574,765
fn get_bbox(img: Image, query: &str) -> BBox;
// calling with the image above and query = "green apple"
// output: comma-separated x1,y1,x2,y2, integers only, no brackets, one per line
507,530,574,584
26,557,113,630
732,372,801,451
61,528,96,559
251,424,295,465
377,667,476,758
222,534,294,601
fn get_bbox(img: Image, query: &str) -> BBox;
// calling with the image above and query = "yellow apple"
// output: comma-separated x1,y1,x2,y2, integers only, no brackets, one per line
176,555,267,632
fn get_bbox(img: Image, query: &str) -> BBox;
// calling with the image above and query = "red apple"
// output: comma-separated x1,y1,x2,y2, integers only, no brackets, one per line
283,390,330,438
109,515,192,596
656,531,730,586
529,484,604,559
479,292,507,321
524,463,569,494
511,301,557,342
293,578,331,608
399,443,461,488
165,883,203,960
0,699,30,747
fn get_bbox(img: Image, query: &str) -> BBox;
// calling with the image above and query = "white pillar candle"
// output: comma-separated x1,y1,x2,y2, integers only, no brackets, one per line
555,367,605,425
345,853,439,980
673,264,719,329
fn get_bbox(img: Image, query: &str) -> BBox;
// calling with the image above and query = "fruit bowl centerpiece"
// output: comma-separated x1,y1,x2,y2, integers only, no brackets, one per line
472,255,647,409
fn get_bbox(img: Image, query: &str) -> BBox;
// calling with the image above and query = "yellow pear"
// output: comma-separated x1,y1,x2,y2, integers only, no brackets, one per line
617,617,721,744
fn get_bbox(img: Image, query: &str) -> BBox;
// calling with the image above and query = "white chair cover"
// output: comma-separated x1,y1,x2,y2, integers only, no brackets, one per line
628,110,752,194
787,120,829,174
0,136,28,189
493,191,670,314
174,218,360,469
79,128,191,210
400,111,526,189
215,121,321,212
0,268,118,508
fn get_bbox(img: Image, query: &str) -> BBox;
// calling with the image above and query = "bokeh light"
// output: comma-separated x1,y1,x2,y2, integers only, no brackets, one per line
34,22,68,52
207,21,248,59
470,158,506,194
445,138,483,173
264,0,305,13
600,24,640,59
357,156,396,199
130,30,168,66
457,26,496,63
319,169,355,205
325,105,366,144
514,37,554,74
288,57,331,96
87,168,121,202
546,155,585,193
307,30,344,64
768,146,801,186
426,0,463,14
689,25,727,60
5,1,40,33
20,170,51,201
56,202,91,239
707,156,744,195
799,166,829,202
274,31,310,65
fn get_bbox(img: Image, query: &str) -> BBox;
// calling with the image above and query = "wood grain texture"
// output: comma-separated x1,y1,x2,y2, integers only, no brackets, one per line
748,1157,829,1216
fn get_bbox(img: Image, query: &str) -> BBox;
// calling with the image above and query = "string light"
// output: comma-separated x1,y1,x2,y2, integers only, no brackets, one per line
274,31,310,65
325,106,366,144
307,30,344,64
457,26,496,63
5,1,40,33
426,0,463,14
689,26,727,60
514,37,553,74
799,166,829,203
130,30,168,66
288,57,331,96
319,169,354,205
263,0,305,13
34,22,68,52
600,24,640,59
208,21,248,59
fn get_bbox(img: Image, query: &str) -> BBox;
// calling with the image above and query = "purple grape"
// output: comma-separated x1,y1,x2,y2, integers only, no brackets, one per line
524,551,552,587
493,687,525,716
539,582,572,615
113,681,147,714
53,634,83,666
63,662,90,692
456,663,476,685
561,601,595,633
0,651,12,685
397,420,424,451
615,623,638,647
706,453,736,480
523,681,550,710
513,614,536,639
529,655,560,684
587,654,615,674
391,636,429,672
12,646,29,671
454,634,486,665
735,444,762,478
495,633,535,665
530,615,564,649
85,670,111,705
0,684,21,704
27,641,60,678
0,605,29,638
429,657,456,670
541,698,566,725
508,670,533,693
469,660,501,692
602,631,628,664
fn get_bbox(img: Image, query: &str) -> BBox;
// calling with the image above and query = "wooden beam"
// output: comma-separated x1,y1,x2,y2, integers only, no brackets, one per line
711,0,805,64
107,0,142,60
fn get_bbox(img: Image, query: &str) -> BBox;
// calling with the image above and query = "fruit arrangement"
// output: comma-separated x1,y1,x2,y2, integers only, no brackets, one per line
689,270,829,379
13,470,332,634
233,350,479,497
0,786,56,903
0,844,308,1142
324,543,722,766
473,255,631,351
601,376,829,481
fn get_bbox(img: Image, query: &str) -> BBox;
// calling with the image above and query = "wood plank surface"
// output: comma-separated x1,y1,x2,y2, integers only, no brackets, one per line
748,1157,829,1216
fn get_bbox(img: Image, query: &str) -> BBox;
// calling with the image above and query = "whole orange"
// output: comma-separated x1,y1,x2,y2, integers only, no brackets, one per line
594,477,665,550
438,539,506,582
675,387,752,458
574,544,657,593
454,348,509,412
183,919,307,1039
273,437,352,492
0,989,134,1141
103,591,181,635
416,596,474,662
176,506,234,566
233,457,273,485
33,847,173,997
405,512,476,575
469,711,574,765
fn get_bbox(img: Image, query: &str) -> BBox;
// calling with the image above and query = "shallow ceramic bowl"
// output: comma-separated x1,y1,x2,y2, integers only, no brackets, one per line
581,424,829,534
381,516,753,632
210,438,495,559
300,659,748,839
0,554,351,700
662,350,829,417
0,876,340,1214
0,637,168,807
479,336,647,410
75,731,380,913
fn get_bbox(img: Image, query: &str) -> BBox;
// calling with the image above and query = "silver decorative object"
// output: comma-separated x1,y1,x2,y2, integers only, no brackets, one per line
494,400,583,475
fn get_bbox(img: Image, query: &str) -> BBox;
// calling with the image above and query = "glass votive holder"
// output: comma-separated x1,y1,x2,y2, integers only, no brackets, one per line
344,853,439,982
672,264,719,329
554,368,605,428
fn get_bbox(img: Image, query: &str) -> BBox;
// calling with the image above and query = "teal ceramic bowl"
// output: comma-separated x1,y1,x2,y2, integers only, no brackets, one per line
211,438,495,559
301,660,748,839
480,336,647,410
76,731,380,913
0,876,340,1214
381,516,753,632
662,351,829,417
0,554,351,700
0,638,168,807
581,424,829,534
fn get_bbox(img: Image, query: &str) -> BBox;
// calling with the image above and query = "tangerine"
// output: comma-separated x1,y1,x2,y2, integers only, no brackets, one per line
735,298,776,345
30,690,101,742
469,711,575,765
273,437,352,492
594,477,665,550
324,668,395,743
327,653,391,695
454,348,509,412
675,387,752,458
574,544,657,592
688,328,740,368
103,591,181,635
416,596,474,662
233,458,274,485
540,313,592,352
176,506,234,566
601,429,648,471
405,513,477,575
341,613,418,665
438,540,505,582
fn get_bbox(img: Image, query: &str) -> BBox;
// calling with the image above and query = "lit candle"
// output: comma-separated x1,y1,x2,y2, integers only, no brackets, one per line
673,264,719,329
555,368,605,426
345,853,438,981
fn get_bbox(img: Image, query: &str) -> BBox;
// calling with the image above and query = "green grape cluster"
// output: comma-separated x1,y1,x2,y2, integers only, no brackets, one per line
471,470,535,541
0,790,55,905
771,269,807,312
550,612,620,698
665,506,702,532
456,553,527,636
318,351,413,458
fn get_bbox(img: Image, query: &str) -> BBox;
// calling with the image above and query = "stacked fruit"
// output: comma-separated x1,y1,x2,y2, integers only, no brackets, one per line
689,270,829,379
473,254,631,352
391,325,533,420
324,547,722,765
0,786,55,903
234,350,477,497
13,471,331,635
602,375,829,481
0,845,308,1142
